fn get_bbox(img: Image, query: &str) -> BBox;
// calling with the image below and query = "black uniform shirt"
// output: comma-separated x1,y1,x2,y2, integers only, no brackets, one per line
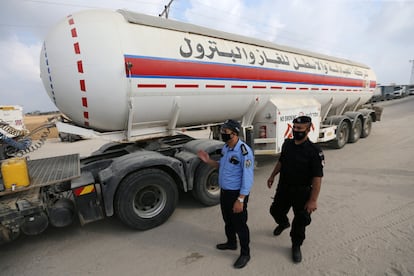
278,138,324,188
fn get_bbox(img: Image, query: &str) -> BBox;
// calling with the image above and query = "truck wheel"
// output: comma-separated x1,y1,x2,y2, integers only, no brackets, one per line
361,116,372,138
192,158,220,206
330,120,349,149
115,169,178,230
348,118,362,143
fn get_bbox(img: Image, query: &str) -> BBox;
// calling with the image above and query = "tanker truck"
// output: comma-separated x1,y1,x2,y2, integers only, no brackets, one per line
0,9,381,243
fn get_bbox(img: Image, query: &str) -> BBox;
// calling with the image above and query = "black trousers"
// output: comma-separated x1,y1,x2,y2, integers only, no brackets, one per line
220,189,250,256
269,186,312,246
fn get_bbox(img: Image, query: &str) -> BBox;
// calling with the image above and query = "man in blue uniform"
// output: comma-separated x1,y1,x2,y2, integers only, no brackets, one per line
267,115,324,263
198,119,254,269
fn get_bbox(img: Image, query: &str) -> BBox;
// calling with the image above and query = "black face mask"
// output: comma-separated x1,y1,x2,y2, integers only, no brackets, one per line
221,133,232,142
292,130,307,141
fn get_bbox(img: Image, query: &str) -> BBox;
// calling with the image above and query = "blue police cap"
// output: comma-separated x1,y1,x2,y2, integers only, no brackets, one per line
222,119,241,134
293,116,312,124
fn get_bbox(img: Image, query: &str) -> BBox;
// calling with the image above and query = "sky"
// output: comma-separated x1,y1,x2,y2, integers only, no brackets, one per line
0,0,413,113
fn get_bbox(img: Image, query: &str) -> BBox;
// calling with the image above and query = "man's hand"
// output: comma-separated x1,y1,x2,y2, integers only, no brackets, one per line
197,150,210,163
267,162,281,189
233,201,243,213
267,177,275,189
304,200,317,213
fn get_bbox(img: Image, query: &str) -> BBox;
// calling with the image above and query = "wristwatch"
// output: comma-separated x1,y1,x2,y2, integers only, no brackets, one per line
237,197,244,203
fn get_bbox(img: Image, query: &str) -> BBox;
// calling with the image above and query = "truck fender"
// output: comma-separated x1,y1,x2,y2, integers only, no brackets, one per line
358,108,378,122
357,108,378,137
343,111,364,126
179,139,224,191
323,115,351,128
98,150,187,217
323,115,352,149
181,139,224,206
344,111,364,143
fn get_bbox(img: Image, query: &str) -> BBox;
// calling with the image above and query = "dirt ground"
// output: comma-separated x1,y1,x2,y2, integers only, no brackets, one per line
24,114,59,140
0,97,413,275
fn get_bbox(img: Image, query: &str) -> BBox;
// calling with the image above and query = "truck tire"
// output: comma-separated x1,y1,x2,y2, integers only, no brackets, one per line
361,116,372,138
114,169,178,230
348,118,362,143
192,157,220,206
330,120,350,149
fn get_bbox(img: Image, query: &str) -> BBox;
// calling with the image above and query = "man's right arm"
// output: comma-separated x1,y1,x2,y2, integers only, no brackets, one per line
197,150,219,169
267,161,281,189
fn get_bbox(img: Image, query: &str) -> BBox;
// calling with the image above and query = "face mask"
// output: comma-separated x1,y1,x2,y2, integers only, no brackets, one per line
292,130,307,141
221,133,232,142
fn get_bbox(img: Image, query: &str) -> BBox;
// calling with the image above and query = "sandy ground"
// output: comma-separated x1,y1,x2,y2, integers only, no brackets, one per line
1,97,413,275
23,114,60,140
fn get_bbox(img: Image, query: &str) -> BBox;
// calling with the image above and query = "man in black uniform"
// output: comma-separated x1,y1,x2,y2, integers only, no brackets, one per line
267,115,324,263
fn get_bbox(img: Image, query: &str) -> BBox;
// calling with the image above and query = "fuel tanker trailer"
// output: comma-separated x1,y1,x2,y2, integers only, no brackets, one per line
0,9,381,243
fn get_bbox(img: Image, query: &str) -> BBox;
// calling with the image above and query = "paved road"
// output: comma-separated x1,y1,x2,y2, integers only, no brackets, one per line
1,96,413,275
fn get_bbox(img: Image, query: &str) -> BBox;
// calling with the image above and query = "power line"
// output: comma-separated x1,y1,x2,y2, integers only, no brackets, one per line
159,0,174,18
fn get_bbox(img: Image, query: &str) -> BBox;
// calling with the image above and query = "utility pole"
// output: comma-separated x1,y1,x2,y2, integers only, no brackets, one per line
410,59,414,84
159,0,174,19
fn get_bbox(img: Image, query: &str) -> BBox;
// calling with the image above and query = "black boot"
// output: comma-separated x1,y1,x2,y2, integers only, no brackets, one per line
233,255,250,269
273,223,290,236
216,242,237,250
292,245,302,263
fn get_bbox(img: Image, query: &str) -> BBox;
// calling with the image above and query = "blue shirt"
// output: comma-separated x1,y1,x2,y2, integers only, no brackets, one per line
218,139,254,195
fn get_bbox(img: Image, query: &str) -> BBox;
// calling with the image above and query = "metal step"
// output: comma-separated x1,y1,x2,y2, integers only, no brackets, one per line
0,154,80,196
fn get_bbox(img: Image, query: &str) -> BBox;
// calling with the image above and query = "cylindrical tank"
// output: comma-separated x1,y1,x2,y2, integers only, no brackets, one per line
40,9,376,132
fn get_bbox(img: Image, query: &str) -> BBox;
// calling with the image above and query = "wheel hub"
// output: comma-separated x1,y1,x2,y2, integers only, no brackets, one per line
206,172,219,193
133,184,167,218
136,189,159,208
139,190,158,206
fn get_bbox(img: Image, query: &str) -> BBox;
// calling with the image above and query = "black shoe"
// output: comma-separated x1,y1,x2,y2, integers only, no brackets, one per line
233,255,250,269
292,245,302,263
216,243,237,250
273,223,290,236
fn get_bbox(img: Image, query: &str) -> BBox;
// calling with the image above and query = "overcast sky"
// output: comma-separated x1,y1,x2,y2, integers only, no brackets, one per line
1,0,413,112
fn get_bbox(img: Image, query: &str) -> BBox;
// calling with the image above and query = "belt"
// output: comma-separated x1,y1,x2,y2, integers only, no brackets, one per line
221,189,240,193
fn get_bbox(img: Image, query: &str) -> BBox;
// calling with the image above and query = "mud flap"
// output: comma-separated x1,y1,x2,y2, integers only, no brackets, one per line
72,172,104,225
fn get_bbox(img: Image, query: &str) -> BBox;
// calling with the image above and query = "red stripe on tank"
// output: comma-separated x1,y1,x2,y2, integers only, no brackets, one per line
137,84,167,88
206,84,225,88
71,28,77,38
80,80,86,91
175,84,199,88
125,56,367,88
77,61,83,73
82,97,88,107
74,43,80,54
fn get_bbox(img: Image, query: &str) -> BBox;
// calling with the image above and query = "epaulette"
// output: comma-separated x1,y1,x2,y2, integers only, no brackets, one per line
241,144,248,156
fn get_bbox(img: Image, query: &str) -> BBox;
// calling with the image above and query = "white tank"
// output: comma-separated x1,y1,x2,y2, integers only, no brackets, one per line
40,9,376,132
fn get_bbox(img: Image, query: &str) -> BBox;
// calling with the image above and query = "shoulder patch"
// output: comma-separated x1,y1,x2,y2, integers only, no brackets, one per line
245,159,252,168
241,144,248,156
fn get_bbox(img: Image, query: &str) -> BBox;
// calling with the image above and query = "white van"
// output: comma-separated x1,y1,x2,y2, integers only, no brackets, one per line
392,86,405,98
409,86,414,95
